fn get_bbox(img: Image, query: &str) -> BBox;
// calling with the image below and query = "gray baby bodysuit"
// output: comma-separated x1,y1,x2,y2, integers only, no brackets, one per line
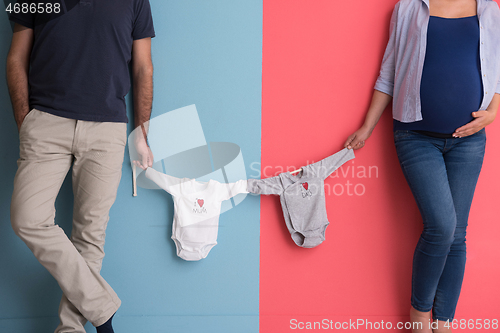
248,148,355,248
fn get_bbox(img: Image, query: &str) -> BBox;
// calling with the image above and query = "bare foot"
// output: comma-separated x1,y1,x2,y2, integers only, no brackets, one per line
432,319,452,333
410,306,433,333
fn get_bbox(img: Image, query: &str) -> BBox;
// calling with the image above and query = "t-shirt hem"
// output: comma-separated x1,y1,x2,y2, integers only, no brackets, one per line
33,105,128,123
9,15,34,29
133,33,156,40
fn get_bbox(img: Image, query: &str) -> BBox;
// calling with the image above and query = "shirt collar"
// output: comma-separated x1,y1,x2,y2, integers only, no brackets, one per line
476,0,487,18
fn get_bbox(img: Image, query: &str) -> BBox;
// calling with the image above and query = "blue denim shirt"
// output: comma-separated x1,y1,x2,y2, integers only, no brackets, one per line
374,0,500,123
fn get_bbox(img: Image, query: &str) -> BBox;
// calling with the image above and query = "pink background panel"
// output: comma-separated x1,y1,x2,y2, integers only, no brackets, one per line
261,0,500,332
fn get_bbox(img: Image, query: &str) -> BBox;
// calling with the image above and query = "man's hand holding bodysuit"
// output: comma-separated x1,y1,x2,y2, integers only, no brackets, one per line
133,124,154,170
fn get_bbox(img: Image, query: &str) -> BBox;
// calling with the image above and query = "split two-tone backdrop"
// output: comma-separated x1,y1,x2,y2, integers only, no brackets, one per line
0,1,499,332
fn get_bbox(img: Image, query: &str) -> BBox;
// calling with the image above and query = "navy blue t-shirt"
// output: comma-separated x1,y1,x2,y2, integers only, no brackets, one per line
394,15,483,134
10,0,155,122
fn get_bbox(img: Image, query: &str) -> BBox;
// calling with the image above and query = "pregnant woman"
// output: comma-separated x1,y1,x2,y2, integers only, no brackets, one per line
345,0,500,332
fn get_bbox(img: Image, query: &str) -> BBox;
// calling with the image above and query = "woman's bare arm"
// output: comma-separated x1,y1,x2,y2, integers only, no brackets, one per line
344,90,392,150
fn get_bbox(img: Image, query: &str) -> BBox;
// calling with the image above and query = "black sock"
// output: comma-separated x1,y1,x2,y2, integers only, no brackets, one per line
96,314,115,333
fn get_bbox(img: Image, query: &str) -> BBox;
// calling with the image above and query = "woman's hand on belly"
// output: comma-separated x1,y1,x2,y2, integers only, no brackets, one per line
453,110,496,138
453,94,500,138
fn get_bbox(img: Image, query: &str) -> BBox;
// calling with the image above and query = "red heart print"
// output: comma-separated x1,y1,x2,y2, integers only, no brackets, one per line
302,182,308,191
197,199,204,207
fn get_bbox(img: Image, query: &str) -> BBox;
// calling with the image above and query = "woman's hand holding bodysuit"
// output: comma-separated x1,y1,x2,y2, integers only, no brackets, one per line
344,125,372,150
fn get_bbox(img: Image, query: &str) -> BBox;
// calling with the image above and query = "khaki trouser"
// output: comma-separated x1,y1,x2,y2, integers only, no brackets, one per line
10,109,125,332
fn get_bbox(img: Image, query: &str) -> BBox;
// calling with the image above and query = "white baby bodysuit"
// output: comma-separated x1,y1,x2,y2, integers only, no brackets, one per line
145,167,248,261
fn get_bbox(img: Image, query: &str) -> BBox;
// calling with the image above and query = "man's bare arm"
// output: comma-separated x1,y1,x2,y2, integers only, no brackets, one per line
131,37,154,169
6,23,34,131
132,38,153,137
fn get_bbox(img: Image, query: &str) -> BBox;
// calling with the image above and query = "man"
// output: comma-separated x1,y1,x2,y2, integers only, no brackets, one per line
6,1,155,332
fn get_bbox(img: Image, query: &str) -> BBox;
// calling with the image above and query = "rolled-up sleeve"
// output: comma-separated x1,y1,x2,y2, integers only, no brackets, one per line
374,3,400,96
